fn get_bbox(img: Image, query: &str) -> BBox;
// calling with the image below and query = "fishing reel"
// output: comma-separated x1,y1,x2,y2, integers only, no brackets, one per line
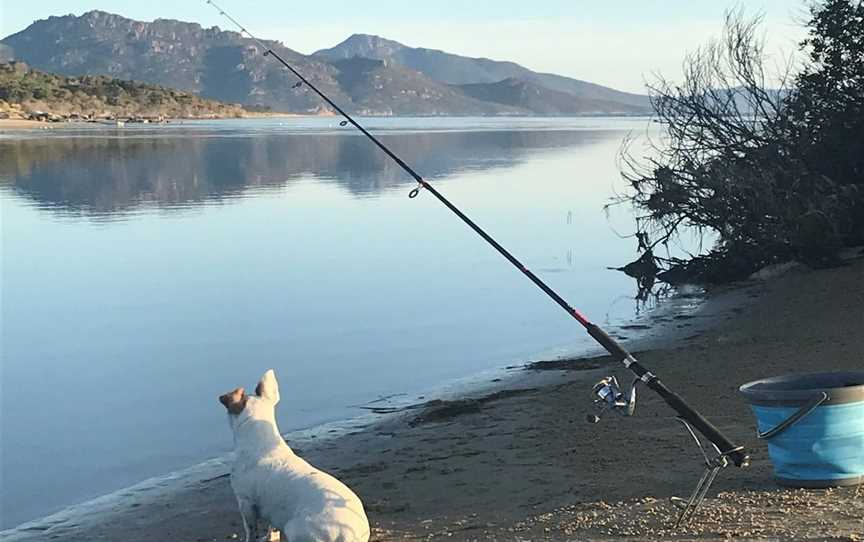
586,375,638,423
585,377,734,527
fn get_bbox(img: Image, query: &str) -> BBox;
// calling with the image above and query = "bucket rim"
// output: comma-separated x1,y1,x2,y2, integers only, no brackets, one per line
739,371,864,406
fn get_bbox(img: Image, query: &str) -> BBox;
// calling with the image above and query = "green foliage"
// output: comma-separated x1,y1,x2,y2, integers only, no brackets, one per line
0,62,247,119
785,0,864,229
619,1,864,283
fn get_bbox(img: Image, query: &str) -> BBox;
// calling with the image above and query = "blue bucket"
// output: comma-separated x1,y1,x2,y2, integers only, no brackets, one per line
740,371,864,487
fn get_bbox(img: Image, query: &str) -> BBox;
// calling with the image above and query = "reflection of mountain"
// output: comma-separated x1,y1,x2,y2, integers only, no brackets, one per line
0,129,610,216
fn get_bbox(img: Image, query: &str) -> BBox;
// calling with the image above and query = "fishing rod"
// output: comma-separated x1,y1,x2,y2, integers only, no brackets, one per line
204,0,749,511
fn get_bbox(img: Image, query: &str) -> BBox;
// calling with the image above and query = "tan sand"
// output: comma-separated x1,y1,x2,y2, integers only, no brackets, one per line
0,115,328,130
6,256,863,541
0,119,53,130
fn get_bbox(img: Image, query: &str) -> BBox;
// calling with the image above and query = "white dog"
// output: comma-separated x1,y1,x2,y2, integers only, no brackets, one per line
219,370,370,542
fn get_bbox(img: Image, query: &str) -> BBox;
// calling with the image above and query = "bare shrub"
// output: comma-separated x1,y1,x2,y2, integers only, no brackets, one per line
616,4,863,284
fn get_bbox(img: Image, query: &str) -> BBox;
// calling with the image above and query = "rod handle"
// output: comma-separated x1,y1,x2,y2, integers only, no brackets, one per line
648,379,750,467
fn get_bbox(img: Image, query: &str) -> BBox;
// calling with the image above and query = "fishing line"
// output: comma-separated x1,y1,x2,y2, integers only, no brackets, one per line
204,0,749,476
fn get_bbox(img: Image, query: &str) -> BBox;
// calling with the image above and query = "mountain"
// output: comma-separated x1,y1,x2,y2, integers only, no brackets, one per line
0,11,351,114
2,11,651,116
330,57,524,115
456,78,646,115
314,34,650,109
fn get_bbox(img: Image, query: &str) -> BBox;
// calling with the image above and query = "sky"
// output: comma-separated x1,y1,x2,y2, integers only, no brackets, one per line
0,1,811,93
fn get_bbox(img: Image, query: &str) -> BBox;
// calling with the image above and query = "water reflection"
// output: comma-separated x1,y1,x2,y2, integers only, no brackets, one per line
0,129,607,217
1,121,645,529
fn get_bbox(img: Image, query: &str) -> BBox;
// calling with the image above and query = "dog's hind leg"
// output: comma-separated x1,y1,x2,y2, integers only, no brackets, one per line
236,497,260,542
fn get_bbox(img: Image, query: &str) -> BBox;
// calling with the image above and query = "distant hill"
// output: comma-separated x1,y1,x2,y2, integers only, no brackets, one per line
0,11,349,114
456,78,647,115
330,57,525,115
314,34,651,110
0,61,247,120
2,11,651,116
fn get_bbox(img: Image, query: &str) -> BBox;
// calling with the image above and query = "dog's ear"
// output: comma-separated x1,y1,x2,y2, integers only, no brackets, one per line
219,387,248,415
255,369,280,404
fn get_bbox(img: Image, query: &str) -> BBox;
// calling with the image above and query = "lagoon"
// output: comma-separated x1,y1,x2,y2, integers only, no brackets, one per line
1,117,655,528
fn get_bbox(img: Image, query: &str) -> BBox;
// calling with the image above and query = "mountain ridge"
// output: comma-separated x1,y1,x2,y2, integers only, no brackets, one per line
315,33,650,109
2,12,651,116
455,77,647,115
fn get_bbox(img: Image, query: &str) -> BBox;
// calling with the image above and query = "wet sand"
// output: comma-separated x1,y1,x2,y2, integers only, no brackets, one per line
6,255,863,541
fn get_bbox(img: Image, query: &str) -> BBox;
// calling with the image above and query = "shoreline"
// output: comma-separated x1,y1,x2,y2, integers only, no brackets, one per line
0,119,53,130
0,279,732,536
3,256,863,540
0,114,653,133
0,113,316,131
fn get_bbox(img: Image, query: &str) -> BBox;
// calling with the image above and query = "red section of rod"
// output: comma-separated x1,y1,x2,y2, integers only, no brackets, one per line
572,309,590,327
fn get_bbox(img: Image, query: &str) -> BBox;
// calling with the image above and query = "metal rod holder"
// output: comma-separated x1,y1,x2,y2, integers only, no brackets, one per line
671,417,737,528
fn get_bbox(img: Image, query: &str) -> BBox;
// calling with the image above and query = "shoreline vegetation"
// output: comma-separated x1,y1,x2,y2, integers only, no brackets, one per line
5,253,862,541
614,1,864,289
0,61,310,125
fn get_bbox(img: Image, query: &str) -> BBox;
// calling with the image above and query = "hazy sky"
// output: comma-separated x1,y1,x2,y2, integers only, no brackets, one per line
0,1,811,93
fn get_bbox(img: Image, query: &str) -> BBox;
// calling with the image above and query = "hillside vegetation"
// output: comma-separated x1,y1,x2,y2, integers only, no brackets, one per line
0,62,247,121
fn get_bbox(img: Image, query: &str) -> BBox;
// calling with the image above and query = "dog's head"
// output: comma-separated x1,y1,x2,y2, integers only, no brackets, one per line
219,369,281,425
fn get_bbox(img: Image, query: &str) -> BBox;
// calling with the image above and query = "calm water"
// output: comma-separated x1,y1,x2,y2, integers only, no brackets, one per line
1,117,653,528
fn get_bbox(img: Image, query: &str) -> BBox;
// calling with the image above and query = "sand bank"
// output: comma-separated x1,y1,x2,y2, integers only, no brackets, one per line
0,114,310,132
0,119,54,130
4,256,862,541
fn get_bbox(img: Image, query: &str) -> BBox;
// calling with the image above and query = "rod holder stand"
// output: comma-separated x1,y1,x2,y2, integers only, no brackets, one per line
670,418,737,528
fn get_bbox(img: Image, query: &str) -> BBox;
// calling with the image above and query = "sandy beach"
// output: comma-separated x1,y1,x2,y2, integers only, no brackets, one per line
0,115,309,132
0,119,54,130
6,255,863,541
